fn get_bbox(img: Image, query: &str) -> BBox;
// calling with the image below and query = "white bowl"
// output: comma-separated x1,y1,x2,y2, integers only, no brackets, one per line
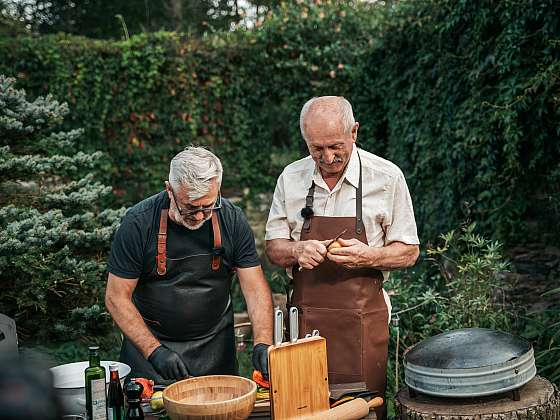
50,360,130,415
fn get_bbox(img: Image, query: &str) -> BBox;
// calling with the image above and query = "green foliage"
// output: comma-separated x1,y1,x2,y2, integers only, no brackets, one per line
0,1,383,205
0,75,125,341
384,224,513,401
1,0,278,39
517,287,560,383
1,0,557,245
372,0,560,243
424,223,511,330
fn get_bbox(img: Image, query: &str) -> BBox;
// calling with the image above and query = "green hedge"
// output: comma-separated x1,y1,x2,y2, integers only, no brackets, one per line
371,0,560,242
0,2,380,201
1,0,558,244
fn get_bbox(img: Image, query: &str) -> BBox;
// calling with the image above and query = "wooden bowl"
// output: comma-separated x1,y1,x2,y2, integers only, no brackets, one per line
163,375,257,420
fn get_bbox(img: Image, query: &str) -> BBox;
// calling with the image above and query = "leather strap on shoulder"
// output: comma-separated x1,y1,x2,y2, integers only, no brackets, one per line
302,182,315,232
211,211,223,271
356,151,364,234
156,209,168,275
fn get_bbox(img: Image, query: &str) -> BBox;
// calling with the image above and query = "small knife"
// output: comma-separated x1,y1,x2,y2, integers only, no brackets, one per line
289,307,299,343
274,307,284,346
326,229,348,248
298,228,350,272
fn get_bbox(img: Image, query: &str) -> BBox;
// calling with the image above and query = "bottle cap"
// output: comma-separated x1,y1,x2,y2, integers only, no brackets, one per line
109,363,119,372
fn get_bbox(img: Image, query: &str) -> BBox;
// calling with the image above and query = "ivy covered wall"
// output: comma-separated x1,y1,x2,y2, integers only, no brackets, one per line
1,0,558,244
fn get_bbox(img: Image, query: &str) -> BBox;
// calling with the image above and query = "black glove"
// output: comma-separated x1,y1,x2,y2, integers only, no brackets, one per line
148,345,189,380
252,343,270,379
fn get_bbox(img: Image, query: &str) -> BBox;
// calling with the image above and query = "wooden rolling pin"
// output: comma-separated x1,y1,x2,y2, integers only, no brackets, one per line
299,397,384,420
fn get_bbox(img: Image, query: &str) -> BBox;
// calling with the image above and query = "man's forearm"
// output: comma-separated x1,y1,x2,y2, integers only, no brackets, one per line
106,294,160,359
265,239,299,268
367,242,419,270
238,267,274,345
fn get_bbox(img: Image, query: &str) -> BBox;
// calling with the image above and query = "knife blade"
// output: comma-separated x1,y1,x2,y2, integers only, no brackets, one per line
289,307,299,343
274,307,284,346
326,228,348,248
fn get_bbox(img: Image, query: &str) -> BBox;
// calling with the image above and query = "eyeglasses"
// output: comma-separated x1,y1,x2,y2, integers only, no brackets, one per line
170,188,222,218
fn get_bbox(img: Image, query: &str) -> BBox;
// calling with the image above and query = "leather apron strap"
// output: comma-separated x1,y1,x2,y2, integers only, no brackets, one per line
156,209,168,275
211,211,223,271
301,152,364,235
156,210,223,275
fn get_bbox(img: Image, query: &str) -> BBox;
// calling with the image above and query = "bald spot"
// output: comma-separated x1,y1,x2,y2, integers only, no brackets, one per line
303,98,346,142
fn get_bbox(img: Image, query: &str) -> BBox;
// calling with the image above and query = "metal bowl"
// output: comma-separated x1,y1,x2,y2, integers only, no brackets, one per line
50,360,130,415
403,328,536,397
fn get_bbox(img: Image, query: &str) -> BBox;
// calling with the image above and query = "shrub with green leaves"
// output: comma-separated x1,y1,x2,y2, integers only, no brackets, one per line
384,224,513,400
517,287,560,384
0,75,125,341
1,0,557,246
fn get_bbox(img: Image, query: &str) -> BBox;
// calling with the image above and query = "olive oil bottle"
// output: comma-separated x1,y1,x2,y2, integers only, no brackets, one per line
85,346,108,420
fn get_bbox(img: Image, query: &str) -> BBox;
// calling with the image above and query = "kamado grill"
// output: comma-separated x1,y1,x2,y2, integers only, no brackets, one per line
403,328,537,400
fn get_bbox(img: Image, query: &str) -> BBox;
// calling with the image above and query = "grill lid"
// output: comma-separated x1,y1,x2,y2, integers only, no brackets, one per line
405,328,531,369
404,328,536,398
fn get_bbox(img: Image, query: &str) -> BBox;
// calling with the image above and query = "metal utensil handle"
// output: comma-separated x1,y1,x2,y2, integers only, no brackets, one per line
289,307,299,342
274,308,284,346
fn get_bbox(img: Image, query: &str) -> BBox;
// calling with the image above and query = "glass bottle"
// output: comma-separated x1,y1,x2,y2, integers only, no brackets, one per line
124,381,144,420
107,364,124,420
85,346,108,420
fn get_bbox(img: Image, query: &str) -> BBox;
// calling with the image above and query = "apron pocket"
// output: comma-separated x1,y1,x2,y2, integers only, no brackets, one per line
299,306,362,377
362,308,390,394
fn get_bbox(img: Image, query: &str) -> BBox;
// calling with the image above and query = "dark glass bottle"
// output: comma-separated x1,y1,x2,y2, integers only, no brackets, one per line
124,381,144,420
85,346,108,420
107,364,124,420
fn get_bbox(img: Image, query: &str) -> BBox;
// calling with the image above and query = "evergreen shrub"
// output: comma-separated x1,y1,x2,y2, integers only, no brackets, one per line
0,75,125,340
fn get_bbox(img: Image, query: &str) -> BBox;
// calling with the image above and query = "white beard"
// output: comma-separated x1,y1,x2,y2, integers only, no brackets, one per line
178,212,212,230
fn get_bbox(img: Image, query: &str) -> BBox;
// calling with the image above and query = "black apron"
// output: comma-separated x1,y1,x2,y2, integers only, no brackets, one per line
120,209,236,384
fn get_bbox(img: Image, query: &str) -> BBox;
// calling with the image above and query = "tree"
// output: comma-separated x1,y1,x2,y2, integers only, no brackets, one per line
0,0,29,36
0,0,282,38
0,75,125,341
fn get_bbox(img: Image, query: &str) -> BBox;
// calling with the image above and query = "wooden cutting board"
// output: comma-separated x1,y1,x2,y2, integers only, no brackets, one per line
268,336,330,419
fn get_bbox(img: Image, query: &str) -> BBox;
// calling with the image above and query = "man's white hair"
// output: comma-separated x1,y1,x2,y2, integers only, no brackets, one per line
299,96,355,142
169,146,223,200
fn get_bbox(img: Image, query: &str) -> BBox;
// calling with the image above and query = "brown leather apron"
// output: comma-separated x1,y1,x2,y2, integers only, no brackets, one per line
291,152,389,420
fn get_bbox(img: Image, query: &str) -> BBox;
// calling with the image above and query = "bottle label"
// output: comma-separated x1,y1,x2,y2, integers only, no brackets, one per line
91,378,107,420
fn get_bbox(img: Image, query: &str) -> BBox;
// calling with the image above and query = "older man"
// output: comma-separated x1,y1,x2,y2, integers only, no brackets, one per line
266,96,419,419
106,146,273,384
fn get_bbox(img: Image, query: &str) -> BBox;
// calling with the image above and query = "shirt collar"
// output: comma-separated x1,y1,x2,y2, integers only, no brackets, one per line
308,144,360,190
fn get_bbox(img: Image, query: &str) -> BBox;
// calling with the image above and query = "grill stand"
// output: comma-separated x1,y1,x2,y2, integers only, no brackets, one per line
408,386,523,401
397,376,559,420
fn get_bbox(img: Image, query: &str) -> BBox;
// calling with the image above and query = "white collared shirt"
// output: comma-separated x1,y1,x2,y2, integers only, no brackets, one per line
265,146,420,318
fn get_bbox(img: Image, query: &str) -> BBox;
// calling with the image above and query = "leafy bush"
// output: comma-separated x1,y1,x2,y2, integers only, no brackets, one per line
517,287,560,383
0,75,125,341
384,224,513,403
1,1,558,245
371,0,560,243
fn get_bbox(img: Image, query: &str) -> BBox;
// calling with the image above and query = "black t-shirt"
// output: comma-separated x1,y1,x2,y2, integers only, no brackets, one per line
107,191,260,279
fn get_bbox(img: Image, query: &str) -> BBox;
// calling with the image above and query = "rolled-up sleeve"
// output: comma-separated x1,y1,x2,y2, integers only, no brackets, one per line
384,173,420,246
265,173,292,240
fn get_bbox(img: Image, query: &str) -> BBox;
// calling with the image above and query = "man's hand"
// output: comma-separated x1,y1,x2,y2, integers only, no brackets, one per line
326,237,372,269
148,345,189,380
295,240,329,270
252,343,270,379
